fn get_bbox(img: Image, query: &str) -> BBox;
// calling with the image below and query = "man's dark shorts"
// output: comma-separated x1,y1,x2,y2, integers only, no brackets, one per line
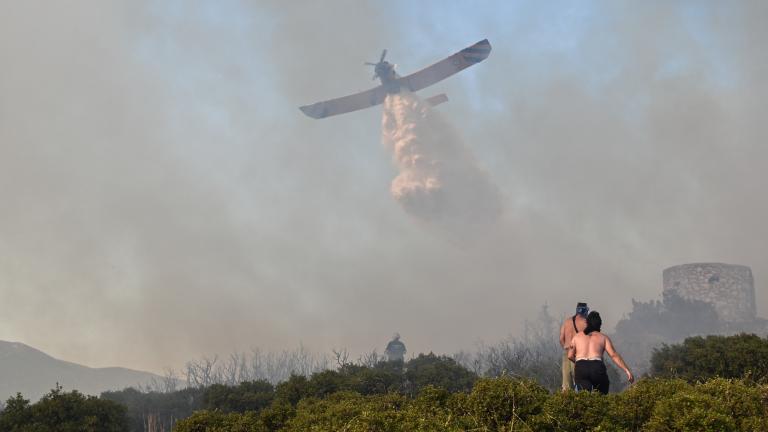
574,359,609,394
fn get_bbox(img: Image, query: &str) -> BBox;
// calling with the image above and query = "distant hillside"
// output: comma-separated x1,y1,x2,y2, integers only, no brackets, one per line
0,340,163,401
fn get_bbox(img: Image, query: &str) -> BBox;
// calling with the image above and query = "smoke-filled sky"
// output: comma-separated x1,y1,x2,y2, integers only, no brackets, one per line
1,1,766,373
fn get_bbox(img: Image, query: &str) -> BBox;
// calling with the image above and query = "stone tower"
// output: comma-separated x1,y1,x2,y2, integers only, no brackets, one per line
662,263,756,323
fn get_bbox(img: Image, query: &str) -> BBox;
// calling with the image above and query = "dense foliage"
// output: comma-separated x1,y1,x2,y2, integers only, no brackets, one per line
6,376,766,431
101,386,206,432
173,376,768,431
650,333,768,382
0,385,128,432
102,353,476,430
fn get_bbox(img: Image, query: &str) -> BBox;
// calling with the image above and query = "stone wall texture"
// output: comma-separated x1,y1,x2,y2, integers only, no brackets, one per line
663,263,756,323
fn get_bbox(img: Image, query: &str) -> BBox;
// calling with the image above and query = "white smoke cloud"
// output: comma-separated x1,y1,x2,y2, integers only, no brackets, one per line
381,92,501,227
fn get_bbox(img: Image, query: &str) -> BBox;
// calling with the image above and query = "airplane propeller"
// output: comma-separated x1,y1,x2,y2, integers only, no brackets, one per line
365,49,390,80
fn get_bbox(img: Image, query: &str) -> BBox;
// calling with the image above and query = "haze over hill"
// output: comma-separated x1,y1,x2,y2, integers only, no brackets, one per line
0,340,161,402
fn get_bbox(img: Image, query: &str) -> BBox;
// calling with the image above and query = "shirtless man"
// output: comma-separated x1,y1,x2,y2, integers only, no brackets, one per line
568,311,633,394
559,302,588,391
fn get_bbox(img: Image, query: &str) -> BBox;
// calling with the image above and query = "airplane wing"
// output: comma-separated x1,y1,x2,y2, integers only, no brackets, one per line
299,85,389,119
398,39,492,93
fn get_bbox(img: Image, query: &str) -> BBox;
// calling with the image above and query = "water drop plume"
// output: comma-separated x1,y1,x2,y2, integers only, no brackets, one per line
381,92,501,227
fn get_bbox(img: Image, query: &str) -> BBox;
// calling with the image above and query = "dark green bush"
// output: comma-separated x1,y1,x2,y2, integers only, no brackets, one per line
203,380,274,413
257,401,294,431
404,353,478,394
644,390,735,431
401,386,464,431
269,354,477,407
165,376,768,431
273,375,311,405
696,378,768,430
0,386,128,432
284,392,409,432
102,386,205,431
173,410,266,432
606,377,691,430
462,376,548,431
346,361,404,395
529,389,614,431
650,333,768,382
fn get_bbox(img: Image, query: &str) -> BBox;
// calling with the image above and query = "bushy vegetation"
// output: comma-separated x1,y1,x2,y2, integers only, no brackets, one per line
102,353,476,430
173,376,768,431
650,333,768,382
0,385,128,432
101,386,206,432
7,376,767,431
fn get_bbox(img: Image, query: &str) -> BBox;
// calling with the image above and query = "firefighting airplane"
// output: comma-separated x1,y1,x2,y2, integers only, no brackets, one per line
299,39,492,119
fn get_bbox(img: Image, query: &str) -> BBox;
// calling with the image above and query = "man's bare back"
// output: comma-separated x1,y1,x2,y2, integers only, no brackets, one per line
569,330,634,383
570,331,607,360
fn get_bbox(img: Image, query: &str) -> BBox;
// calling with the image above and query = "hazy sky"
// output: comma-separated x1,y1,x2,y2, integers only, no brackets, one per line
1,1,766,373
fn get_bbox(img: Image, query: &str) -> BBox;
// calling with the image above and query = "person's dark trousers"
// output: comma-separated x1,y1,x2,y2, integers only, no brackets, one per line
574,360,609,394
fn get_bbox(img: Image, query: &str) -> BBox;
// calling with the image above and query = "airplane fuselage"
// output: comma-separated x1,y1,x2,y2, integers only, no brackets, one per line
375,61,402,93
375,61,397,82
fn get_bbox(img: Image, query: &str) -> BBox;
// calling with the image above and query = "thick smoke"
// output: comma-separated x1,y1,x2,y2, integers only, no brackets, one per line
382,93,501,226
1,1,767,374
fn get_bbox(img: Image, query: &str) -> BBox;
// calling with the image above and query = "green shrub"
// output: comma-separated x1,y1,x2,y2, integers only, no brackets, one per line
172,410,225,432
696,378,768,430
256,401,294,431
172,410,266,432
305,370,350,398
462,376,548,431
644,390,735,431
0,386,128,432
171,376,768,431
529,390,614,431
102,386,205,432
607,377,691,430
284,392,409,432
650,333,768,382
273,375,311,405
347,363,403,395
404,353,478,394
399,386,466,431
739,415,768,432
203,380,274,413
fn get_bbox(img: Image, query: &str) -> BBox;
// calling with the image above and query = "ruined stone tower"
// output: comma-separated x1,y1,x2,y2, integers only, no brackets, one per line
663,263,756,323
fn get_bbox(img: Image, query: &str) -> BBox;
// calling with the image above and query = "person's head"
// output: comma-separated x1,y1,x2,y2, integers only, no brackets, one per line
392,332,400,341
584,311,602,334
575,302,589,317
